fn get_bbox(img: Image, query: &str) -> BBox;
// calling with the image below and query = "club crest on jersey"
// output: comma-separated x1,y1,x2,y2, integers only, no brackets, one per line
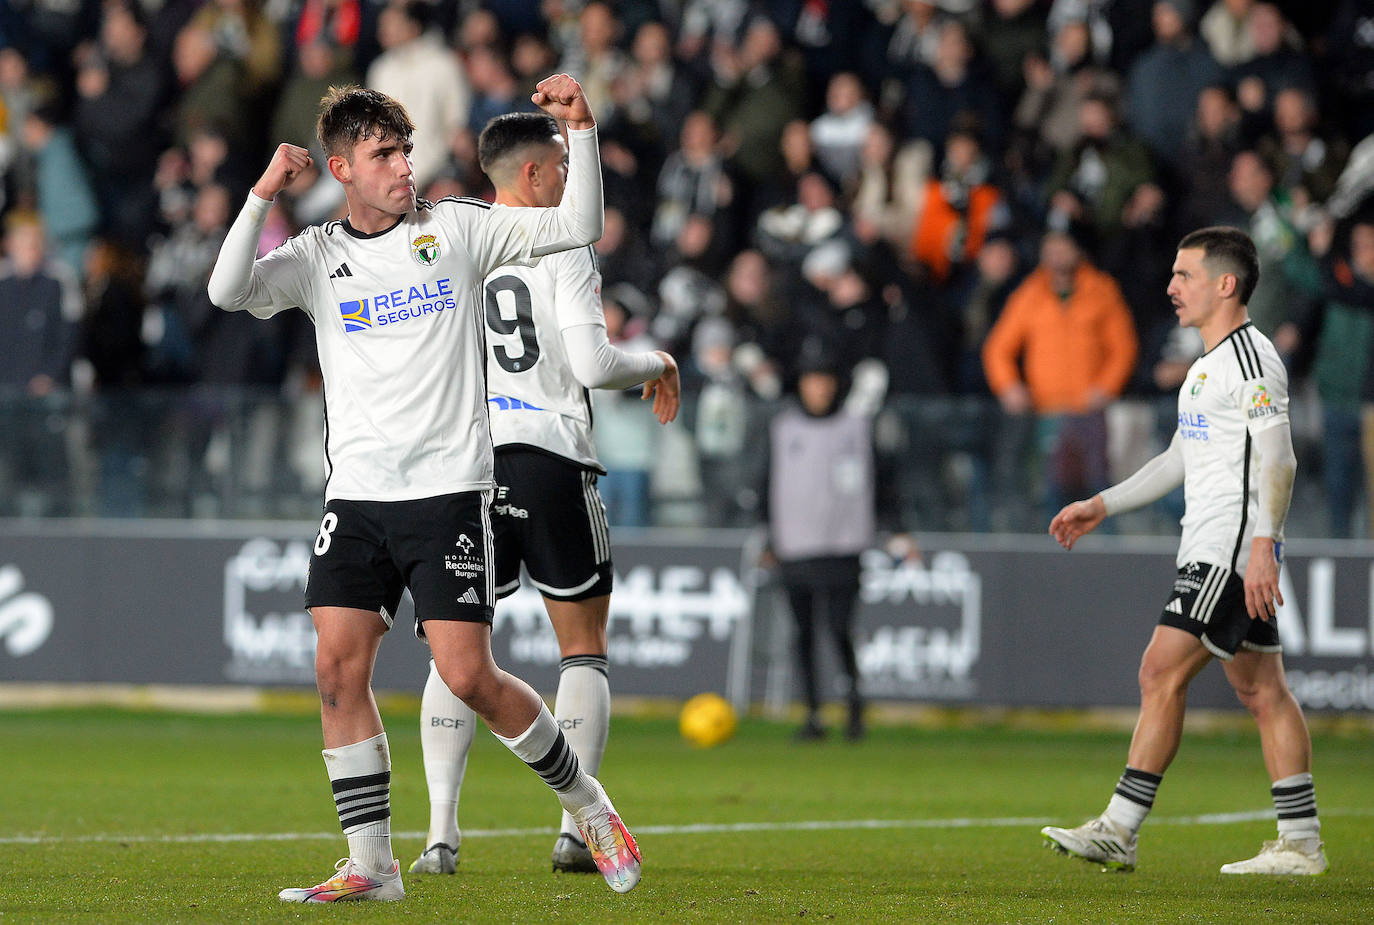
412,233,440,267
1190,372,1207,397
339,298,372,332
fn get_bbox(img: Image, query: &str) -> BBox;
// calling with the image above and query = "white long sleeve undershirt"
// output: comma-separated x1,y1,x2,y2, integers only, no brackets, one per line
1099,433,1185,516
561,322,665,390
1250,421,1296,542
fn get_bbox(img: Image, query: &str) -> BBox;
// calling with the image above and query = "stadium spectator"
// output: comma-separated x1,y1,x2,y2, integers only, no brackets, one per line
464,44,529,137
907,122,1010,286
610,19,698,172
1256,87,1349,216
654,213,728,356
1199,0,1259,67
558,2,627,126
1324,0,1374,139
273,40,358,164
1229,3,1316,122
722,248,795,397
1309,219,1374,537
1045,92,1159,256
292,0,366,71
1124,0,1225,169
0,210,76,395
851,121,932,252
792,242,890,380
1222,150,1321,352
593,205,661,299
1175,85,1245,234
366,0,470,191
1011,16,1122,167
755,170,845,266
981,226,1138,514
79,237,149,516
1043,226,1326,879
808,72,875,189
882,0,945,75
702,16,805,220
651,109,731,248
0,209,76,514
170,20,252,147
188,0,282,96
71,0,166,250
18,104,99,279
899,18,1005,157
975,0,1048,105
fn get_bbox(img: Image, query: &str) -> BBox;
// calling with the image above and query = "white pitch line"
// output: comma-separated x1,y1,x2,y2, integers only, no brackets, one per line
3,808,1370,847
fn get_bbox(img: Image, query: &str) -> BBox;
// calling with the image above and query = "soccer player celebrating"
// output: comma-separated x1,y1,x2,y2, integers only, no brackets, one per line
408,111,679,878
207,75,642,901
1040,226,1326,876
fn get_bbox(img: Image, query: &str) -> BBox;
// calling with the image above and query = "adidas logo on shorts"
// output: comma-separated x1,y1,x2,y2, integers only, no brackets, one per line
457,587,481,605
1165,597,1184,615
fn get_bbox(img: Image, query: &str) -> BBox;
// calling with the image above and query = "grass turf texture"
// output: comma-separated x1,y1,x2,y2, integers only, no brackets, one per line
2,709,1372,923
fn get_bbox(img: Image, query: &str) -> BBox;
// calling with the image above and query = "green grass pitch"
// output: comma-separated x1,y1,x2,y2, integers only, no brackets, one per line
2,708,1372,923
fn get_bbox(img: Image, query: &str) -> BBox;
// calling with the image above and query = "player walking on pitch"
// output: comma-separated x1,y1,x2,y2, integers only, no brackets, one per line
408,111,679,877
207,75,642,901
1041,226,1326,875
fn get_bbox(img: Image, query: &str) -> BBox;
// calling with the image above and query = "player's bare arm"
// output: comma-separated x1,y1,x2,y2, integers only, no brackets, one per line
532,74,595,130
1243,538,1283,621
1049,495,1107,551
252,143,313,201
642,350,681,424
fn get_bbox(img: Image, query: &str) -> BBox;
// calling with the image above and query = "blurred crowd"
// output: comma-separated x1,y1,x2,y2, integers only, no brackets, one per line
1,0,1373,535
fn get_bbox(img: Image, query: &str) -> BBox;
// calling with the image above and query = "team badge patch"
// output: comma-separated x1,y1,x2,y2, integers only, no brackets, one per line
1248,383,1278,419
340,298,372,332
1190,372,1207,397
412,234,440,266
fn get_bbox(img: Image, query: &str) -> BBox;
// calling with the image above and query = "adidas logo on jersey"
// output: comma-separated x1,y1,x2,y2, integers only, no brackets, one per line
330,263,354,279
457,587,481,605
1164,598,1184,615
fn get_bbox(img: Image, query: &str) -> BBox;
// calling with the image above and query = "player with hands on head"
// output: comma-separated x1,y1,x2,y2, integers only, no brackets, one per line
208,74,641,902
1040,226,1323,876
408,109,678,878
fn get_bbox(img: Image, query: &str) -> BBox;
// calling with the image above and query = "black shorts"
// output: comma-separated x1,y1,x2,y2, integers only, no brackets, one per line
1158,561,1282,660
304,491,495,633
492,449,613,602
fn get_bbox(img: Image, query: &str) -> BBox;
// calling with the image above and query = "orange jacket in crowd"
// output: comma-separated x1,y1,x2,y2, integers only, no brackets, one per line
981,261,1138,414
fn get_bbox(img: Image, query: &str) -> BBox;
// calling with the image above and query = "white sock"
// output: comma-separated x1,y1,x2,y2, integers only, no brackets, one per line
555,655,610,836
1103,766,1162,837
322,733,393,873
419,659,476,849
1272,772,1321,843
494,702,600,816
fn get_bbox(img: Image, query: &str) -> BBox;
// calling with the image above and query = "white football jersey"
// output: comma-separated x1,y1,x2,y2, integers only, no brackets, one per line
1174,322,1289,573
484,246,606,472
236,195,582,502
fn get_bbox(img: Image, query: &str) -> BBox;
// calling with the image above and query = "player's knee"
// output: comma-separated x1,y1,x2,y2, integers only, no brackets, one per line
439,665,489,704
1137,656,1185,698
314,647,370,697
1232,676,1282,716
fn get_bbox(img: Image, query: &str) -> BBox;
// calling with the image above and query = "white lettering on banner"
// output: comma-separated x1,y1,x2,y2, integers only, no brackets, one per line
222,540,316,683
0,564,54,657
495,564,749,669
855,551,982,698
1273,558,1370,657
1285,667,1374,710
